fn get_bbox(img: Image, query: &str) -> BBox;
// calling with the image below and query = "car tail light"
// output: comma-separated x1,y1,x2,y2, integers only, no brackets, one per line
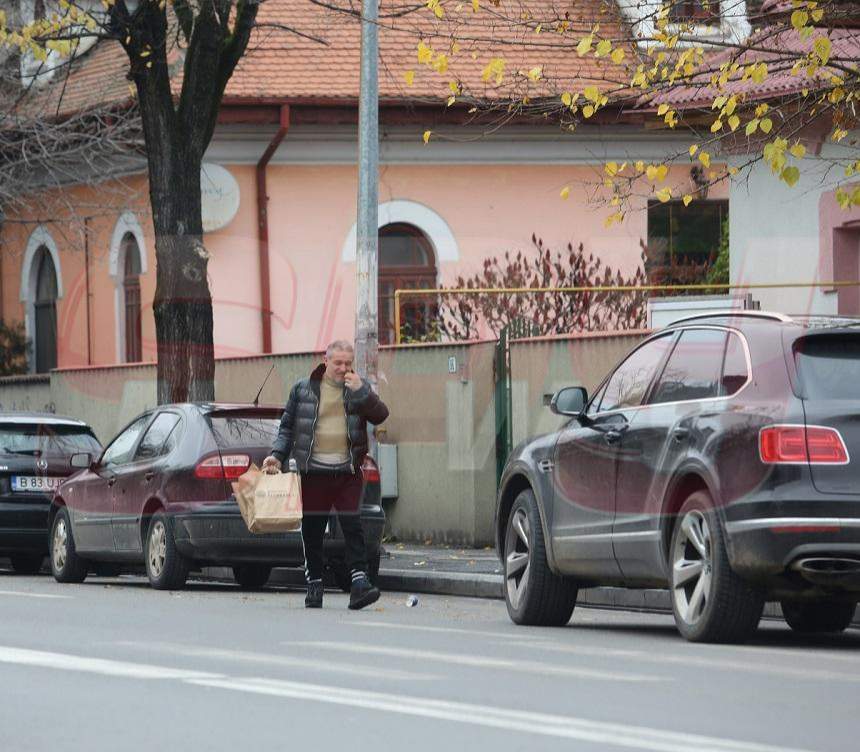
759,425,849,465
194,454,251,479
361,455,380,483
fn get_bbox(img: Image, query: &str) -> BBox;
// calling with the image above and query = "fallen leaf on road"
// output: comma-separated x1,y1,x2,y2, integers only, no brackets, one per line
413,561,426,566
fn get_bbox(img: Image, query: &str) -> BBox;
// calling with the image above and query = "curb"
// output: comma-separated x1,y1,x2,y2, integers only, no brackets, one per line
198,566,859,628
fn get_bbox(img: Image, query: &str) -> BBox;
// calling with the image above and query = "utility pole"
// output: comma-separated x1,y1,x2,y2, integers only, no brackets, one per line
355,0,379,456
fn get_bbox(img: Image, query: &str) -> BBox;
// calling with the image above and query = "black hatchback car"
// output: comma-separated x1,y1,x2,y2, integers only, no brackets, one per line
50,403,385,590
0,412,101,573
496,312,860,642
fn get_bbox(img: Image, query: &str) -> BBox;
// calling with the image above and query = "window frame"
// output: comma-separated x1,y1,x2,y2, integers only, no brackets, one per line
378,222,438,345
645,326,753,408
134,411,183,462
99,414,153,469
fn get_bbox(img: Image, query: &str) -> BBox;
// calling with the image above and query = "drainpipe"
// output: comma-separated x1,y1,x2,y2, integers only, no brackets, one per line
256,104,290,354
84,216,92,365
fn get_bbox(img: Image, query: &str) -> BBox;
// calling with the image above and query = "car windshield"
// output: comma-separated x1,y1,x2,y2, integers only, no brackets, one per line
794,334,860,400
0,423,101,457
207,413,281,449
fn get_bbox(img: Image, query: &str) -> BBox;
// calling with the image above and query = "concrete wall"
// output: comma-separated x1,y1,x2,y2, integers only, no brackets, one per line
510,331,647,447
0,375,53,414
0,334,647,545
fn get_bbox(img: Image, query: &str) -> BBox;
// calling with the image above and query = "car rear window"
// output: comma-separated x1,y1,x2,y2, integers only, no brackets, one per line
0,423,101,457
794,334,860,400
206,412,281,449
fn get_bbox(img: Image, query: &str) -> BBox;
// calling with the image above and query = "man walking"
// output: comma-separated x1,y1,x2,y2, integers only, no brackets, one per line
262,340,389,610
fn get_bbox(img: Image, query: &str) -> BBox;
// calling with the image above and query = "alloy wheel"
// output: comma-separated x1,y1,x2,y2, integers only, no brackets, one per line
672,510,714,626
505,507,531,610
148,520,167,578
52,517,68,572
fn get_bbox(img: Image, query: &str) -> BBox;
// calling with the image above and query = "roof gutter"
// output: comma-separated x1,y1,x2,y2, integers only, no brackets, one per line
256,104,290,354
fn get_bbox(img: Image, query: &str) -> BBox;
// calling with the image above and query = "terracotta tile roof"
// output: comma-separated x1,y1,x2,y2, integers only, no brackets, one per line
32,0,632,116
645,27,860,111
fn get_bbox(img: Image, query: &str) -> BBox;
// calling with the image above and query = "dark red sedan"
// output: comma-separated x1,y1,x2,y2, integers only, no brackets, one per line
50,403,384,590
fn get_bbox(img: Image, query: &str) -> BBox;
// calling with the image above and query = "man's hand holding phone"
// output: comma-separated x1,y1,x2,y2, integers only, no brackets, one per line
344,370,362,392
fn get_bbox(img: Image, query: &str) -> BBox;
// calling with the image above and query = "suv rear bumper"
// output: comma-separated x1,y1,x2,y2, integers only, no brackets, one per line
0,496,51,554
172,503,385,566
725,516,860,591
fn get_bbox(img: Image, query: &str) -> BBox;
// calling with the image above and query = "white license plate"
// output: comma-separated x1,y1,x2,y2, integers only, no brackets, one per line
11,476,62,493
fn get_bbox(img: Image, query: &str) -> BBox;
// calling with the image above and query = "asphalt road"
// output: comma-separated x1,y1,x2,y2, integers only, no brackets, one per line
1,568,858,752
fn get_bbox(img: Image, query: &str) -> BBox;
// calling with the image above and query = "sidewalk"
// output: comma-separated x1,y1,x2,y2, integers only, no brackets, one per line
202,543,859,627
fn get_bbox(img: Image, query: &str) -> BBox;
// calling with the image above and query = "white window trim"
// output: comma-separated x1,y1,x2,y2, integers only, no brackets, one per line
340,200,459,266
617,0,751,49
109,211,149,363
19,225,63,374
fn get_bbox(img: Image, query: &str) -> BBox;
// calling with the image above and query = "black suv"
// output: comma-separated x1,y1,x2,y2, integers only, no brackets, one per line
0,413,101,573
496,312,860,642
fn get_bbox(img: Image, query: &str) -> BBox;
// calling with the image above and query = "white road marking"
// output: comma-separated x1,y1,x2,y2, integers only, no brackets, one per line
285,641,664,682
189,675,813,752
0,590,71,600
513,640,860,682
117,640,437,682
349,620,516,640
0,646,222,681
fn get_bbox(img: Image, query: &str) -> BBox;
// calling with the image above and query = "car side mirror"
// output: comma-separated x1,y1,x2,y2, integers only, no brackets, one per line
549,386,588,416
70,452,93,470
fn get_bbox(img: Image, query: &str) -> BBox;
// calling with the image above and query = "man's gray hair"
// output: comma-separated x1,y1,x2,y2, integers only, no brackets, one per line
325,339,355,357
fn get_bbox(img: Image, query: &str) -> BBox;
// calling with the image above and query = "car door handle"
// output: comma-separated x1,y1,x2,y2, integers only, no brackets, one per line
145,471,155,481
673,428,690,442
604,430,622,445
538,459,554,473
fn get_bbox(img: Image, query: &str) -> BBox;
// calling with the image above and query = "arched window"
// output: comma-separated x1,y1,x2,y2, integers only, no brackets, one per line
33,247,58,373
122,233,142,362
378,223,437,344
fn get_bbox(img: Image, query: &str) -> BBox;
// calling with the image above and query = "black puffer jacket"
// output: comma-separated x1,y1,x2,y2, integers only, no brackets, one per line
270,363,389,473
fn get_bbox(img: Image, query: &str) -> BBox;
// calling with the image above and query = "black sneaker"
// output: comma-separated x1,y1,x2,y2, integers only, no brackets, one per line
348,573,380,610
305,580,323,608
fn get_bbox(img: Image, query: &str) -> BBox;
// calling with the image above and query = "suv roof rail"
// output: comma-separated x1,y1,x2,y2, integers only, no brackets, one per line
664,310,793,327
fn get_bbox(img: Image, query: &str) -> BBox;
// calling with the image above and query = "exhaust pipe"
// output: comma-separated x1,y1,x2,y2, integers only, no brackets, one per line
790,557,860,590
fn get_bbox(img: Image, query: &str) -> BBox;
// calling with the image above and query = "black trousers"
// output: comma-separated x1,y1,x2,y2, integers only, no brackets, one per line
301,472,367,582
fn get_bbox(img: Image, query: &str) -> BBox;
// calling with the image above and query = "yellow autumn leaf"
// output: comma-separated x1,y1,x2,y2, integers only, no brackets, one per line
657,103,669,116
605,162,619,176
582,105,595,118
728,114,740,132
656,187,672,203
611,47,625,64
560,186,571,200
699,152,711,168
789,142,806,159
527,66,542,82
433,54,449,74
781,166,800,187
813,36,831,64
595,40,612,57
583,85,600,102
423,130,432,144
689,144,698,157
760,118,773,134
417,42,432,65
710,119,723,133
404,70,415,86
576,36,593,56
561,92,573,106
472,0,479,11
682,194,693,207
745,119,759,136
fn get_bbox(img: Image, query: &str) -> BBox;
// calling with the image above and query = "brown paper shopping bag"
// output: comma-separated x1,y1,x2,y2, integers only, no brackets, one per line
232,464,302,533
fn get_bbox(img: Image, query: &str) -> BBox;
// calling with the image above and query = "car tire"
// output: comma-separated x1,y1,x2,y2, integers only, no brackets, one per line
503,488,577,626
50,508,88,584
232,565,272,590
670,491,764,643
781,599,857,633
10,554,44,575
145,512,189,590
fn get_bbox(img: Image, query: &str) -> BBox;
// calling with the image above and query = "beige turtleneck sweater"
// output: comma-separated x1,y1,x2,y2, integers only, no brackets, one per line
311,376,350,464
